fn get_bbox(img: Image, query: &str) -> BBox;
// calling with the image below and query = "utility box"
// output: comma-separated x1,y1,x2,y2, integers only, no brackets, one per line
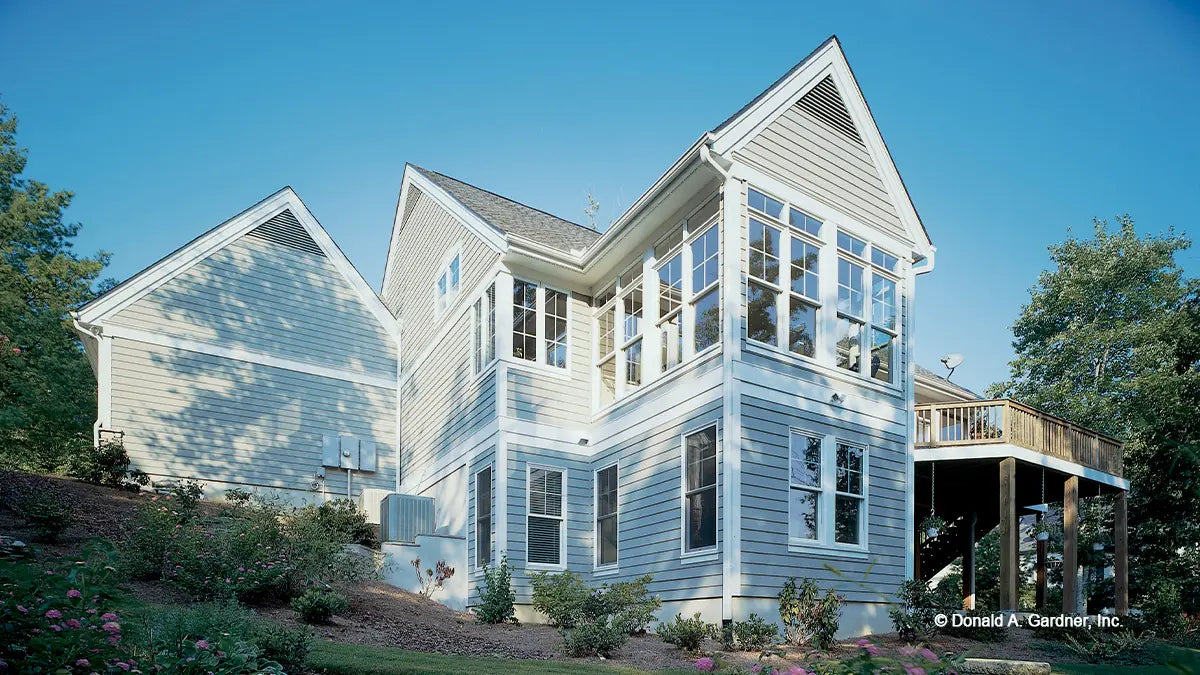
379,493,435,543
322,434,378,473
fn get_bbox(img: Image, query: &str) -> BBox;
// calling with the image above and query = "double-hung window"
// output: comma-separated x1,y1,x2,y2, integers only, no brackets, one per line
788,432,868,548
836,232,899,383
746,188,822,357
435,250,461,313
836,233,868,374
512,279,569,369
869,250,899,383
594,285,617,406
475,467,492,567
657,253,683,372
527,466,565,567
683,425,718,552
690,223,720,353
471,282,497,374
620,271,644,388
595,464,618,567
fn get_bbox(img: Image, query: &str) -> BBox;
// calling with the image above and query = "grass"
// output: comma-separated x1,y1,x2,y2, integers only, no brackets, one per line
308,640,695,675
1049,642,1199,674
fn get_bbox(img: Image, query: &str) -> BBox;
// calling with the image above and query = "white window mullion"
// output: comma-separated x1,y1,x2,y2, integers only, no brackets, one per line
535,284,547,366
777,231,792,349
642,248,661,382
681,226,695,360
496,271,514,361
818,232,838,366
614,283,627,399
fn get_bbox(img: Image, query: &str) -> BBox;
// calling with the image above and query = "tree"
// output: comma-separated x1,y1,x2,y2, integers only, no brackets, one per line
0,105,111,470
990,216,1200,610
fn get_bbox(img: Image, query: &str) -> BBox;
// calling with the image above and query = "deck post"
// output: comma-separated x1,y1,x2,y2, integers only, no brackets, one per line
1115,490,1129,615
1035,511,1047,609
962,511,977,610
999,458,1019,610
1063,475,1080,614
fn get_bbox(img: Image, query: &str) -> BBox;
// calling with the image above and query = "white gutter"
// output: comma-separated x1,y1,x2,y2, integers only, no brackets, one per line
70,313,104,448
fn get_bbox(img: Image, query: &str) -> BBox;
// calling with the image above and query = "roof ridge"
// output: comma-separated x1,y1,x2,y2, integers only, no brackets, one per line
411,165,600,236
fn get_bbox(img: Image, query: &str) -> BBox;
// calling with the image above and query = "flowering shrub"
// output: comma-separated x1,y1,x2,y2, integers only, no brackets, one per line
290,587,349,624
411,557,455,598
692,640,962,674
0,542,132,672
778,577,842,650
142,635,283,674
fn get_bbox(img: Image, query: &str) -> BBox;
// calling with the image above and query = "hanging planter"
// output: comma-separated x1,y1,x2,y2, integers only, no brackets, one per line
921,514,947,539
1032,520,1054,542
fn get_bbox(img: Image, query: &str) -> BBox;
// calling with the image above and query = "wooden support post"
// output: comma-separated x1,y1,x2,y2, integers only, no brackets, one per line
999,458,1019,611
1115,490,1129,615
963,511,977,610
1036,511,1047,609
1063,475,1080,614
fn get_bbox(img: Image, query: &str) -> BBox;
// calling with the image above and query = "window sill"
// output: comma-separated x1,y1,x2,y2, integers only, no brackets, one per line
593,565,620,577
504,357,573,381
592,345,722,419
679,549,720,565
741,341,903,396
787,540,870,561
525,562,568,572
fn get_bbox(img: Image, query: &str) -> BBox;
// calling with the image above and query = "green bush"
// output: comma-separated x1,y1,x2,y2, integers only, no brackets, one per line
20,492,72,541
656,612,716,652
251,619,313,673
530,570,590,628
721,613,779,651
128,600,311,672
291,587,349,623
1034,630,1156,665
1142,582,1186,640
120,492,197,580
66,439,149,490
307,498,378,547
562,617,629,657
778,577,842,649
888,578,959,641
475,553,516,624
605,575,662,635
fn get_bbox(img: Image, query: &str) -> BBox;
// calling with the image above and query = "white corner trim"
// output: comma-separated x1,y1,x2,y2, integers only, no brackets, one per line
100,323,397,390
914,444,1130,490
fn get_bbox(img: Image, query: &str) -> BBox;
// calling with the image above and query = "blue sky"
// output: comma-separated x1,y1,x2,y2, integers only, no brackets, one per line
3,1,1198,394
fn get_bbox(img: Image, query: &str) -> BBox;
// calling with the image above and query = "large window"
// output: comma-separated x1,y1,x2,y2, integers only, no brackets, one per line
527,467,565,567
691,224,721,353
475,467,492,567
836,232,899,383
747,188,821,358
683,425,718,552
512,279,569,369
595,464,618,567
788,432,868,548
471,282,496,374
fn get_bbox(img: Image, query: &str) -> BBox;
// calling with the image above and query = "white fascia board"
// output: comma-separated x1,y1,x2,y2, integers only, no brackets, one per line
708,39,933,256
407,167,509,251
77,188,296,323
914,444,1130,491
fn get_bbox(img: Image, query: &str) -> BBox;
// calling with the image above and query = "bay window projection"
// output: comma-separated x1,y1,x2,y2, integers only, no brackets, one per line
595,464,618,567
834,443,865,545
746,188,822,357
475,467,492,567
528,467,565,567
512,279,569,369
691,224,721,353
683,425,718,552
788,432,868,548
471,282,497,374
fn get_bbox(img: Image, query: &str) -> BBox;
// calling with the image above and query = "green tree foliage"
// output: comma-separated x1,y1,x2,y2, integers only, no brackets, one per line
990,216,1200,610
0,105,111,470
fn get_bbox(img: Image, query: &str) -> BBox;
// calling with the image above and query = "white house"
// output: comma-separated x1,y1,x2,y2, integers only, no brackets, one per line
73,36,1129,633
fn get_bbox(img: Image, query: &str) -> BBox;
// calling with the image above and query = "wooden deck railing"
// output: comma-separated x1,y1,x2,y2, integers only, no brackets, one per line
914,399,1123,477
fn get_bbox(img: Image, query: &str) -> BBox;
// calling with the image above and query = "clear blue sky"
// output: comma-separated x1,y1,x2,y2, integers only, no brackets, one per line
3,1,1198,394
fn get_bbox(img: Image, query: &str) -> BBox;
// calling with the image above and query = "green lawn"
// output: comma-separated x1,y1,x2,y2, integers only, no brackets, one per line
1049,643,1199,674
308,640,696,675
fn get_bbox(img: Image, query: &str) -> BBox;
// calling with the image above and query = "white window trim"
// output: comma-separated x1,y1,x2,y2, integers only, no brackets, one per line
655,252,685,375
510,278,572,375
680,422,720,558
786,430,870,554
470,281,498,378
434,244,463,316
787,431,822,544
593,461,619,571
687,218,722,359
526,463,568,571
474,465,494,570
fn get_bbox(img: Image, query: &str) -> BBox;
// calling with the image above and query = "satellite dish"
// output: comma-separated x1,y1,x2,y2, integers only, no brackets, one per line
940,353,964,379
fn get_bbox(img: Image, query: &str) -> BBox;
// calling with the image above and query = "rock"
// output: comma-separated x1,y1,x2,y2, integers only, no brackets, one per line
961,658,1052,674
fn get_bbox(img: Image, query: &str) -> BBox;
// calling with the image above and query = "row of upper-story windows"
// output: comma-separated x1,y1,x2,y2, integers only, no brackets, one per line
746,186,902,386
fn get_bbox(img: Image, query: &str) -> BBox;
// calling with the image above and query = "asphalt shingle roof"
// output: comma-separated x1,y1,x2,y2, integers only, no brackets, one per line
412,165,602,254
914,363,980,400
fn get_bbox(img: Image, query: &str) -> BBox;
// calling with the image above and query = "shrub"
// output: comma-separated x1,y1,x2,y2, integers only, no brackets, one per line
291,587,349,623
888,578,959,641
20,492,72,541
530,570,590,628
308,498,378,547
1142,582,1186,640
165,478,205,516
720,613,779,651
656,612,716,652
695,641,962,674
476,553,516,624
145,634,284,674
606,574,662,635
66,439,149,490
778,577,842,650
562,616,629,657
412,557,456,598
128,600,311,672
250,619,313,673
1057,630,1155,665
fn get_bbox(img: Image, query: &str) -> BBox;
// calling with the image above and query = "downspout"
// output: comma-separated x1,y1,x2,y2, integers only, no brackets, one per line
906,249,936,581
70,314,104,448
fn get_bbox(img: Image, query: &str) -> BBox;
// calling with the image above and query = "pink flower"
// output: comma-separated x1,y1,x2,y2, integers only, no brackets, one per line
100,613,118,621
856,638,871,647
751,666,762,674
899,646,918,658
67,589,82,598
50,624,62,632
75,659,90,667
86,608,97,614
695,657,715,672
66,619,82,629
194,639,210,650
44,609,62,619
904,667,926,675
102,621,121,633
116,662,131,671
919,648,939,663
16,605,27,614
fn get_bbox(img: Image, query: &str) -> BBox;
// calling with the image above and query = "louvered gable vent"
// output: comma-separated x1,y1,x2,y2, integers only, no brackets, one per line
246,209,326,257
796,75,863,145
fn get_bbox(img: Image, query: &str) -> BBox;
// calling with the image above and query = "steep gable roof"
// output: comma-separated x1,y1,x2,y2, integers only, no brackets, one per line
410,165,602,253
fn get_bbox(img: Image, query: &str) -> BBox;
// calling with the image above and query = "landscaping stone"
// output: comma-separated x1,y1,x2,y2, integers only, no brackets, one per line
961,658,1051,674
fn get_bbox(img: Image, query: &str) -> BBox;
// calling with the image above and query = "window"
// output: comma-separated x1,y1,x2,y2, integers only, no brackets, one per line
835,443,865,545
472,283,497,374
658,253,683,371
595,464,618,567
691,224,720,353
475,467,492,567
596,294,617,406
789,433,822,541
747,218,781,347
620,278,643,387
837,238,866,374
869,265,897,383
513,279,569,369
528,467,565,567
746,186,821,358
839,231,900,383
436,250,462,313
748,187,783,219
683,425,717,552
790,207,822,238
789,236,820,357
788,433,868,549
